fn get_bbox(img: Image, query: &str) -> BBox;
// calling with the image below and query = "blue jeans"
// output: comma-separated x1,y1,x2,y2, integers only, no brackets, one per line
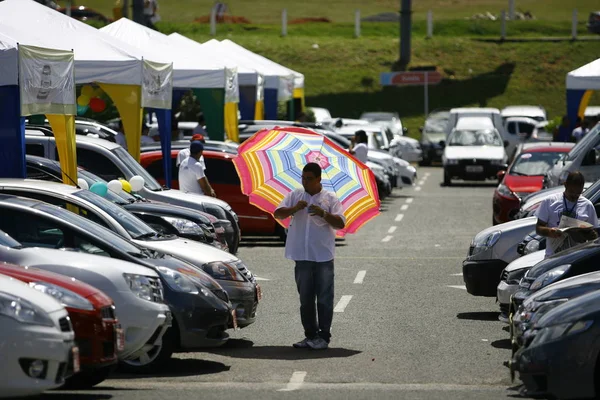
294,260,334,342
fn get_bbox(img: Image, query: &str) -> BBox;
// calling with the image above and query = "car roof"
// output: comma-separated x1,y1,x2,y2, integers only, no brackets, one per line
519,142,575,153
449,107,500,114
25,131,121,150
0,179,81,195
454,117,495,130
586,106,600,117
504,116,542,124
501,105,546,117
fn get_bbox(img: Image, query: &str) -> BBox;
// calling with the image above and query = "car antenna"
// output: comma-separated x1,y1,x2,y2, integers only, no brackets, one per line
52,161,82,189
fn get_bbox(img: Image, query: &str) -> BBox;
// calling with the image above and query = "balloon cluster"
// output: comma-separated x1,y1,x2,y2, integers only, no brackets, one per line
77,85,106,115
79,175,145,197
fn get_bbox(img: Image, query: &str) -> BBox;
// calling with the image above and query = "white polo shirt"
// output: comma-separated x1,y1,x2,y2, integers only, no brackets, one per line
176,148,205,170
178,157,206,195
277,188,346,262
352,143,368,164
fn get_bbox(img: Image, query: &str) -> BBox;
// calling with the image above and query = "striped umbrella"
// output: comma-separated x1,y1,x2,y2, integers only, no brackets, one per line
232,126,380,236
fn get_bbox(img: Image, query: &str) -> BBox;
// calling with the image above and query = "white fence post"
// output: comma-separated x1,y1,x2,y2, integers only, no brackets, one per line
282,9,288,36
210,6,217,36
426,10,433,38
508,0,515,20
354,10,361,38
500,10,506,40
572,9,578,40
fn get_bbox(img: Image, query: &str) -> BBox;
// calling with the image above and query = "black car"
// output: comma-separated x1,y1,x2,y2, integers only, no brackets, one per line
0,195,232,373
419,109,450,166
516,230,546,256
587,11,600,34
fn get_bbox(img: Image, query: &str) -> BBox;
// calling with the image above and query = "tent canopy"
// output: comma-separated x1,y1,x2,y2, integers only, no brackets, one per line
566,58,600,90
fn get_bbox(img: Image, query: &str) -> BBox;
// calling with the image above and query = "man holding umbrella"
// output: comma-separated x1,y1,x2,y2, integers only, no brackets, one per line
274,162,346,350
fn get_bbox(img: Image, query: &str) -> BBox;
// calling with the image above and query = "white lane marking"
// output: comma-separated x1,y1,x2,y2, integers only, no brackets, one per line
278,371,307,392
400,204,409,211
382,235,393,242
334,295,353,312
354,270,367,284
450,273,463,276
395,214,404,222
254,276,270,281
415,186,422,191
424,172,431,177
418,180,425,186
447,285,467,290
406,198,413,204
388,226,397,234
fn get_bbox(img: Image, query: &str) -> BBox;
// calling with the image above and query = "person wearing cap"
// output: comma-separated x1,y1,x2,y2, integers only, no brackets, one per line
178,141,216,197
176,134,206,168
140,124,155,146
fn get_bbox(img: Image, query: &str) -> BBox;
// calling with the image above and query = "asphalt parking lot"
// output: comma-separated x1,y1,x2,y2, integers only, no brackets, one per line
45,167,522,400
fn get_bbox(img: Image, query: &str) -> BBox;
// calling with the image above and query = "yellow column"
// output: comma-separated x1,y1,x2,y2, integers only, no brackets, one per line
46,114,78,186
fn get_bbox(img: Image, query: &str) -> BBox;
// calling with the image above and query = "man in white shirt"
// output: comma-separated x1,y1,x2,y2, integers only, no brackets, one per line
274,162,346,350
536,171,598,257
572,120,590,143
176,134,206,168
349,130,368,164
178,141,216,197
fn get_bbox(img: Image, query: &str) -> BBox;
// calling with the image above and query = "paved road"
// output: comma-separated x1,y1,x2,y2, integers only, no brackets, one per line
44,167,525,400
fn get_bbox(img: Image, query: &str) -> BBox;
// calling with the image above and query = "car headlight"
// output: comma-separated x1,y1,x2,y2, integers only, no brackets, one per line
506,268,529,285
202,261,246,282
445,159,459,165
204,204,227,220
156,267,199,294
496,184,517,199
524,239,540,254
161,216,204,236
529,264,571,292
0,291,55,327
532,320,593,346
471,231,501,256
29,282,94,311
123,273,155,302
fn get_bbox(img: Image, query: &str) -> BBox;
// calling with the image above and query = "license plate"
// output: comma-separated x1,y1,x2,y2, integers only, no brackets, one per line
256,284,262,302
115,324,125,352
72,346,80,374
466,165,484,173
231,310,239,330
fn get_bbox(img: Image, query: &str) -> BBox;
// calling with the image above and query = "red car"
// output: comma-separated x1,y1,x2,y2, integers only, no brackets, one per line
140,150,282,237
493,143,574,224
0,263,122,388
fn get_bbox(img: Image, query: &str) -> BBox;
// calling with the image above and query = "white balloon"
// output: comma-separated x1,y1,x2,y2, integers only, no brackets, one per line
129,175,145,192
107,179,123,193
77,178,89,190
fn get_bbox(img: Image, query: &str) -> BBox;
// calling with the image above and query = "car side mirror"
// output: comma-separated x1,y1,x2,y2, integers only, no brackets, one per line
497,169,506,182
438,140,446,148
504,140,509,148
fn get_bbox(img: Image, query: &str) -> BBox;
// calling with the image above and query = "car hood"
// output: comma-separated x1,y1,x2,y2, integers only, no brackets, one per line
151,187,231,210
367,151,393,161
133,237,237,266
529,271,600,305
444,145,505,160
473,216,536,243
504,250,545,273
521,186,566,209
527,240,600,280
504,175,544,194
124,202,213,225
536,289,600,327
142,254,223,291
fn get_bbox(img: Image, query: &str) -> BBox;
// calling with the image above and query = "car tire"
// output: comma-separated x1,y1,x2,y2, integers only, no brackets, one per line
62,365,116,389
119,326,175,374
443,169,452,186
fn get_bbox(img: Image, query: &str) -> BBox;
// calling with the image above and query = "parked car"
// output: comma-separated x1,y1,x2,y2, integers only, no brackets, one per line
445,108,506,140
308,106,332,122
512,288,600,399
500,105,547,123
543,122,600,188
442,117,508,186
0,196,232,373
0,180,258,332
58,5,111,23
587,11,600,34
419,109,450,165
0,263,119,388
359,111,406,136
514,183,592,220
516,230,546,256
23,130,241,253
0,274,76,398
25,155,230,252
503,117,553,159
493,143,574,224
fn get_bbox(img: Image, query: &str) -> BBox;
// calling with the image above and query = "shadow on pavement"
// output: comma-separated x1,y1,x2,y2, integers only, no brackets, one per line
207,339,361,360
491,338,512,350
115,358,230,378
38,395,113,399
239,237,285,248
440,182,499,188
456,311,500,321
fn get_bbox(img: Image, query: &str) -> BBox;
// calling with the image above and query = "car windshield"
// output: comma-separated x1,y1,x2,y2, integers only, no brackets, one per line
566,123,600,161
424,117,448,133
448,129,502,146
368,132,384,149
0,229,22,248
510,151,567,177
72,189,157,239
111,147,162,191
34,202,145,255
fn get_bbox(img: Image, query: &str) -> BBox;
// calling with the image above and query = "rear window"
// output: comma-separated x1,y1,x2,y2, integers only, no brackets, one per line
204,158,240,185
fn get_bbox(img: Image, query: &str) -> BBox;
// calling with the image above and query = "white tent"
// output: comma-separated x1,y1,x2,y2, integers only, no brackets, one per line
566,58,600,90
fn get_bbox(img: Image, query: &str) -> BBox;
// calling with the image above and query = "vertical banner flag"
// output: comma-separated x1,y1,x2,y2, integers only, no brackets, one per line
225,66,240,103
18,44,75,116
277,74,294,101
141,59,173,109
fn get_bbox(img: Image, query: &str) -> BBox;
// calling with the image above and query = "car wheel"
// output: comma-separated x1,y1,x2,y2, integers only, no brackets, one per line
119,327,175,374
62,365,116,389
443,169,452,186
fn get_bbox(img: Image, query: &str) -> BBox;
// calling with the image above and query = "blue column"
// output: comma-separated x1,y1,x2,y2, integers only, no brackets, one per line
0,85,25,178
155,108,172,188
264,88,279,120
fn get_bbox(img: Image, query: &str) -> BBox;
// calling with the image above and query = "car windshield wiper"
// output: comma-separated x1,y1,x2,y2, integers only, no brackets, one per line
134,232,157,240
510,171,530,177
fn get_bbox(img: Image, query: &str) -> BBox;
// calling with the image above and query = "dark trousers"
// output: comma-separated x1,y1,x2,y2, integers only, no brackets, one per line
294,260,334,342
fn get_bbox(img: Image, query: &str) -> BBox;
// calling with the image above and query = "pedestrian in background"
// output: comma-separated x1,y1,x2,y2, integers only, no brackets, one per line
349,130,368,164
274,162,346,350
176,134,206,168
572,120,590,143
178,141,216,197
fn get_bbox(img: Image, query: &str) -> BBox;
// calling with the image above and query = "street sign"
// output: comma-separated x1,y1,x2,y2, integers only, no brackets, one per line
380,71,442,86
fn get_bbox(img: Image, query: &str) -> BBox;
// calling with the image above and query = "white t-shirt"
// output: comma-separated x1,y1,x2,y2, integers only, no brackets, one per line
178,157,206,195
176,148,206,170
536,192,598,256
572,127,589,142
276,188,346,262
352,143,368,164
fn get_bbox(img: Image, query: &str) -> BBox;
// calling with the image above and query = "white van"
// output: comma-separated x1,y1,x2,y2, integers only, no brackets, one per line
544,122,600,187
